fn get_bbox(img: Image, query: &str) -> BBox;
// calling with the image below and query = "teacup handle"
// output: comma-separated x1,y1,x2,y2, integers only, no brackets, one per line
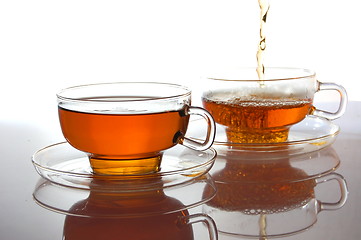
315,173,349,211
181,106,216,151
312,82,348,120
178,213,218,240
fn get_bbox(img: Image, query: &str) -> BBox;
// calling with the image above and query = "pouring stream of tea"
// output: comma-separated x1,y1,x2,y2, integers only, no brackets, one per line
258,1,270,239
259,214,268,240
256,0,270,86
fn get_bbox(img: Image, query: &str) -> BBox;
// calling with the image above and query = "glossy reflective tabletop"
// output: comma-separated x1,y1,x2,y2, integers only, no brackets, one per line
1,102,360,240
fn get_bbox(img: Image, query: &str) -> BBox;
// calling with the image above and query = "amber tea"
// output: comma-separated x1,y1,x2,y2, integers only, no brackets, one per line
59,105,189,174
202,95,312,143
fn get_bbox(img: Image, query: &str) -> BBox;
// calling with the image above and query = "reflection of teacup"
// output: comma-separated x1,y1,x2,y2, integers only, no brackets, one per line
63,181,197,240
33,176,218,240
57,82,215,175
202,149,348,237
202,67,347,143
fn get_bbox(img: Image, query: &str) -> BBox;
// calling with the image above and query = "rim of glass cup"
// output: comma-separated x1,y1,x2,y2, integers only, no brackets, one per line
56,82,192,103
207,67,316,82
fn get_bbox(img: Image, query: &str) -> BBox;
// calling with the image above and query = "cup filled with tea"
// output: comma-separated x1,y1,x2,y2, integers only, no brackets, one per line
57,82,216,175
202,67,347,143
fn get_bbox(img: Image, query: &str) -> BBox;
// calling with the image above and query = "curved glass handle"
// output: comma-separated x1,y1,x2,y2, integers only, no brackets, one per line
315,173,349,211
178,213,218,240
312,82,348,120
182,106,216,151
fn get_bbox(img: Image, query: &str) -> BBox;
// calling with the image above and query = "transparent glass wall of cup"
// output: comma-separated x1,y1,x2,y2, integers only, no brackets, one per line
57,82,216,175
202,67,347,143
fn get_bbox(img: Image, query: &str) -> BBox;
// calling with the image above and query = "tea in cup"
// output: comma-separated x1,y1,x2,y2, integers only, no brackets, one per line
57,82,216,175
202,67,347,143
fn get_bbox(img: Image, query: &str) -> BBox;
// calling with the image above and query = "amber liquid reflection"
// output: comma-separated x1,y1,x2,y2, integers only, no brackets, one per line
204,154,316,215
203,153,316,239
63,179,194,240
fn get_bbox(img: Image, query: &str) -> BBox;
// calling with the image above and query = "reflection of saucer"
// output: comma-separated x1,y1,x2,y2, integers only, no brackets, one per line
32,142,216,190
209,146,340,184
187,116,339,155
33,174,216,218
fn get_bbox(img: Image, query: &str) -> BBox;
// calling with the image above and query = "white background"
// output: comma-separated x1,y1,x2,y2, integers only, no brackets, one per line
0,0,360,136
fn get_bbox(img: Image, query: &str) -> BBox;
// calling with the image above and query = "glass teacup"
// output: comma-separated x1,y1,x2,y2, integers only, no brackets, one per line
202,67,347,143
57,82,216,175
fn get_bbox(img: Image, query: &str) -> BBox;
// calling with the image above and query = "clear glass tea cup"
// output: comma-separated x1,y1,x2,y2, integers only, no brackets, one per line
202,67,347,143
57,82,216,175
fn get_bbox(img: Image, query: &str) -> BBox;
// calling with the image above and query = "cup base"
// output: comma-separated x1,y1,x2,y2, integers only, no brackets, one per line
89,154,162,175
226,127,290,143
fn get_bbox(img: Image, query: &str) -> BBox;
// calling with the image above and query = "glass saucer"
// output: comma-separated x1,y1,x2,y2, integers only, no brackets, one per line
187,115,340,155
33,174,216,218
32,142,216,190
